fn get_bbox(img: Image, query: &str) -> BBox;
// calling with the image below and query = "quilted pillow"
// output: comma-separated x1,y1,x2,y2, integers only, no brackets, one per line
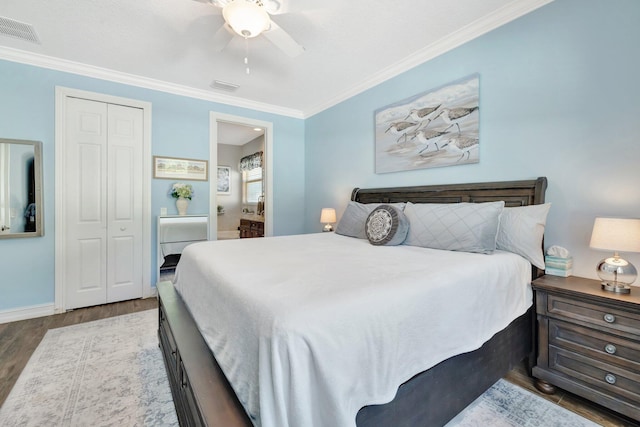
365,205,409,246
403,201,504,254
496,203,551,269
335,201,405,239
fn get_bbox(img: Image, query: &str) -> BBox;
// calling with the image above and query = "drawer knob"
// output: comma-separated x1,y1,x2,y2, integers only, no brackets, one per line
605,373,617,385
605,344,617,355
603,313,616,323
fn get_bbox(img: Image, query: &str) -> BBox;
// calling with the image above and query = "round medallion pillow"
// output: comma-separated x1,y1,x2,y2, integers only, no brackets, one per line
365,205,409,246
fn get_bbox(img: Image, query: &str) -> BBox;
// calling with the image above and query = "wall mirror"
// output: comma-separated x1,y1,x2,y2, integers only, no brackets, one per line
0,138,44,238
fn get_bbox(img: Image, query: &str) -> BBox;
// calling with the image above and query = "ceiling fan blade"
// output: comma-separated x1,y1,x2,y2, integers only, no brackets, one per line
210,0,229,7
211,23,235,51
263,20,304,57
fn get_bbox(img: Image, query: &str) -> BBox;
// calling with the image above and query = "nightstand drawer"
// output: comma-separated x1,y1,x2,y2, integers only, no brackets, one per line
545,293,640,339
533,276,640,421
549,346,640,404
549,319,640,372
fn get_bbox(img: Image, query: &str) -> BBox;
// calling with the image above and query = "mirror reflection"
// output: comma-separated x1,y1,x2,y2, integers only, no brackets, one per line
0,138,43,238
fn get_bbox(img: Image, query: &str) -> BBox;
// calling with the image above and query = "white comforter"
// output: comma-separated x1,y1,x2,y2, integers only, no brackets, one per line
174,233,532,427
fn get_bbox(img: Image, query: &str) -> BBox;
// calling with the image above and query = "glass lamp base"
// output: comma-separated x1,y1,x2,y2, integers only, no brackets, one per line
596,255,636,294
601,282,631,294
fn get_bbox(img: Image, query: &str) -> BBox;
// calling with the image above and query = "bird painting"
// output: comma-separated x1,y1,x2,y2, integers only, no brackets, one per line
385,121,420,143
438,134,479,161
432,106,479,133
411,128,450,153
404,104,441,122
375,74,479,173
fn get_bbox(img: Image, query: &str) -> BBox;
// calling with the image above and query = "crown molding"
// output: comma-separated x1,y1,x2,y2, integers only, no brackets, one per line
303,0,554,118
0,46,305,119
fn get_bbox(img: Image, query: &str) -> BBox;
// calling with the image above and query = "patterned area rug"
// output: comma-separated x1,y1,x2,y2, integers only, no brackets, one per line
0,310,177,426
446,379,601,427
0,309,600,427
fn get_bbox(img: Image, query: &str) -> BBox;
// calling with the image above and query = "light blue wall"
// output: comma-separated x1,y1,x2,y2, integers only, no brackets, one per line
304,0,640,280
0,59,305,310
2,0,639,312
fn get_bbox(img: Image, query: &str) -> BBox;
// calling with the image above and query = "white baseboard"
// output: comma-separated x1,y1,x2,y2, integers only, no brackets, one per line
0,303,55,324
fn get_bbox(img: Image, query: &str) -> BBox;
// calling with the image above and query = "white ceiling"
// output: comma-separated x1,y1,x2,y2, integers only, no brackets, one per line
218,121,264,146
0,0,552,118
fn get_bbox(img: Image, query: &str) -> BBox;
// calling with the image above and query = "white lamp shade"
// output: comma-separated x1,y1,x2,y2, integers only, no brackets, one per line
589,217,640,253
223,0,270,38
320,208,337,224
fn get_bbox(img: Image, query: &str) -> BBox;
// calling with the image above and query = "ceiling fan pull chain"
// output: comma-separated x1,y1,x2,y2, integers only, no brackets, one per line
244,37,251,75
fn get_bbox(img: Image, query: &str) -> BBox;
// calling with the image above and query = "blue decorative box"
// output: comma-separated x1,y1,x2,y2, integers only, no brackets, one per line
544,256,573,277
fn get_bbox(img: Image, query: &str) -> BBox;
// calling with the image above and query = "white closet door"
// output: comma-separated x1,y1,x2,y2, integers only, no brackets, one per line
64,98,144,309
64,97,108,309
106,104,143,302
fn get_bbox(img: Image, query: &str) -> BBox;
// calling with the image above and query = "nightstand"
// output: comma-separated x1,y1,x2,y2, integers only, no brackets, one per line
532,275,640,421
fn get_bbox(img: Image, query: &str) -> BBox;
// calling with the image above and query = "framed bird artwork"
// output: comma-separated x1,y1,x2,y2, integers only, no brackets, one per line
374,74,479,173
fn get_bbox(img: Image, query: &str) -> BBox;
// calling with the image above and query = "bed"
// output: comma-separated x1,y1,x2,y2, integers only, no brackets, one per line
157,177,548,427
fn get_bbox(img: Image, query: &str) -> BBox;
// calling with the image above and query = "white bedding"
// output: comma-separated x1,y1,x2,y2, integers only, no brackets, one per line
173,232,532,427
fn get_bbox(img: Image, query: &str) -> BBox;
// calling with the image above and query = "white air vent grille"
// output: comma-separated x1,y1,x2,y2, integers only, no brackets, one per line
0,17,40,44
211,80,240,92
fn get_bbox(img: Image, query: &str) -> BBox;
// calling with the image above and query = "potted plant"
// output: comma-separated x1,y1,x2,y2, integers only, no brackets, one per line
170,183,193,215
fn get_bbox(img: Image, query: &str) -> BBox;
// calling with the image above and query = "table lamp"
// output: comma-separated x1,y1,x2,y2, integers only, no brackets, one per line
589,217,640,294
320,208,337,232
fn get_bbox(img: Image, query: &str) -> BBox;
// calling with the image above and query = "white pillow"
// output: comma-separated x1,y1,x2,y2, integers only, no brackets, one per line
496,203,551,269
403,201,504,254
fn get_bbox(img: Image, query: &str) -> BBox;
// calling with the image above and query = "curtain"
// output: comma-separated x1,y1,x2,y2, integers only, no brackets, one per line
239,151,263,171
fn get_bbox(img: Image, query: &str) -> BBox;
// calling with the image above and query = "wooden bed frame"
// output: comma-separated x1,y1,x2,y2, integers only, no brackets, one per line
157,177,548,427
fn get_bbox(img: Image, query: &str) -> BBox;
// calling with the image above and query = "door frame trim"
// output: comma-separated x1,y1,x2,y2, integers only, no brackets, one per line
209,112,274,239
54,86,153,312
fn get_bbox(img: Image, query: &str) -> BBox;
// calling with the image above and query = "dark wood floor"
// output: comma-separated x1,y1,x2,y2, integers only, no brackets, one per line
0,298,638,426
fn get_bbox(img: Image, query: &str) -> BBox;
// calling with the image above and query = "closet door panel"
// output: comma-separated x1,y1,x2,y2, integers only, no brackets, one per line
64,98,108,309
106,104,144,302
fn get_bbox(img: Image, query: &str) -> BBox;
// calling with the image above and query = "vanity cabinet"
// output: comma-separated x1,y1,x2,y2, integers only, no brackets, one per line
239,218,264,238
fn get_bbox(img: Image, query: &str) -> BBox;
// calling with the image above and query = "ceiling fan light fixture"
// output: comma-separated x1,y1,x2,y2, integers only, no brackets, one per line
222,0,270,38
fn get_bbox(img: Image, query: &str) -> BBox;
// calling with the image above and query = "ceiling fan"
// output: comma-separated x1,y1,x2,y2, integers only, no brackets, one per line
196,0,305,58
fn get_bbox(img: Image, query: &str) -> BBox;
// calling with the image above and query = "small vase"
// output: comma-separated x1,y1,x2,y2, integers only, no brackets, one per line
176,197,189,216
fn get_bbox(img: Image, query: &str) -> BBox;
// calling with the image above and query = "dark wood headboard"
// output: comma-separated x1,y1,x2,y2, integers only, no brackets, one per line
351,177,548,279
352,177,547,207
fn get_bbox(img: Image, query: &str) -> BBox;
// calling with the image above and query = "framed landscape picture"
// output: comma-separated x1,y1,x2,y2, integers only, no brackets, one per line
153,156,208,181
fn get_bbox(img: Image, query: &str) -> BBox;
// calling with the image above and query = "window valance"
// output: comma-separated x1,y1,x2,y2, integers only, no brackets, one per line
240,151,263,171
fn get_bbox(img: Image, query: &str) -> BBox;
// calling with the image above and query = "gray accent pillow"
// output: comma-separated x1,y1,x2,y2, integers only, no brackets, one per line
496,203,551,269
365,205,409,246
403,201,505,254
335,201,405,239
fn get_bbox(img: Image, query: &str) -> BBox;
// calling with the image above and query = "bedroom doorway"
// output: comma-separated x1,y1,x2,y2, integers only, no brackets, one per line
209,113,273,240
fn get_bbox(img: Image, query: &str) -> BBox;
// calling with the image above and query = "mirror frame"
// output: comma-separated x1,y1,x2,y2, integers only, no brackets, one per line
0,138,44,238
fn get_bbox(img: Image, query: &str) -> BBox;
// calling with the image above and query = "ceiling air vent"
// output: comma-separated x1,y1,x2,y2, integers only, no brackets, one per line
0,16,40,44
210,80,240,92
